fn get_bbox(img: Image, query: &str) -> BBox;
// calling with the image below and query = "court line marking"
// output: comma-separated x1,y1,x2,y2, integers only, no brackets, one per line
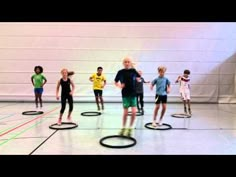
0,107,59,138
0,119,48,147
29,130,58,155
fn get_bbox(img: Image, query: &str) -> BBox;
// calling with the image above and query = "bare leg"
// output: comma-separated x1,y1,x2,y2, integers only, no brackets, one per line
129,107,137,128
39,94,43,108
100,96,104,110
35,93,39,108
159,103,166,124
95,96,100,110
122,108,128,128
183,100,187,114
187,100,191,115
152,104,160,126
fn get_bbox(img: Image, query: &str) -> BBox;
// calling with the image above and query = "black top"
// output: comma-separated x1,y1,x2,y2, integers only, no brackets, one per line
114,68,141,97
60,78,71,95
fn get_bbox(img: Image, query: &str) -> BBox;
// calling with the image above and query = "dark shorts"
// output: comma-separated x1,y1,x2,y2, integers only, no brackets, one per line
155,94,167,104
34,88,43,94
94,90,103,97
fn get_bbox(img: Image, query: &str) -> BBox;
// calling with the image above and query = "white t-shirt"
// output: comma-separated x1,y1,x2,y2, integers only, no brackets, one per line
178,76,190,93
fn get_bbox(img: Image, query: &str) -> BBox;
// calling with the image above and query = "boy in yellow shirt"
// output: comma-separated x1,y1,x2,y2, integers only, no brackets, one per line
89,67,106,111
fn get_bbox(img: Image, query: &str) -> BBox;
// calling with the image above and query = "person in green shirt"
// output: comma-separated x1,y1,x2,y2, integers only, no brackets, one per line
31,66,47,109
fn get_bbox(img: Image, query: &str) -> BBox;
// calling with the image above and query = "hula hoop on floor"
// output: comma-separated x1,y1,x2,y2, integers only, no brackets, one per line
81,112,102,116
171,113,191,118
99,135,137,148
22,111,44,115
144,122,172,130
49,122,78,130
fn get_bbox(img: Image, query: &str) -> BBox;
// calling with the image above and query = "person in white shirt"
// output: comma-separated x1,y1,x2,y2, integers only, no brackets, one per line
175,69,191,115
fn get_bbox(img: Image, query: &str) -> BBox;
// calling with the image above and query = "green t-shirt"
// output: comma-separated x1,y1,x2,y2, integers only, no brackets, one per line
32,74,46,88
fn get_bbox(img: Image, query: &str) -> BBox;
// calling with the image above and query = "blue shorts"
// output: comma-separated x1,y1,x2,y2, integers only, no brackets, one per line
34,88,43,94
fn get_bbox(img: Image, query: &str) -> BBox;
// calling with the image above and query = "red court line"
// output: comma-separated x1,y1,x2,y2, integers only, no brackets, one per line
0,107,59,138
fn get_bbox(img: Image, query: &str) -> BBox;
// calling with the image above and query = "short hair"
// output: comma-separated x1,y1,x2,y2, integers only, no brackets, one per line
184,69,190,75
158,66,167,72
34,66,43,73
97,67,103,70
123,56,133,64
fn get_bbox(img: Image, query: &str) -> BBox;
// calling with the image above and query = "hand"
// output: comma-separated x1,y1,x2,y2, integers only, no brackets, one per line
69,91,73,96
136,78,141,82
56,96,60,100
120,83,125,89
150,85,153,90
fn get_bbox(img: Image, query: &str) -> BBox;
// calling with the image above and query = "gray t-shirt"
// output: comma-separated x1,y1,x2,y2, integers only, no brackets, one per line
136,77,145,94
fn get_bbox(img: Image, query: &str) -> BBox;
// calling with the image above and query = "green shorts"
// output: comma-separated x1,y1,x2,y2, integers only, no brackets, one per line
122,97,137,108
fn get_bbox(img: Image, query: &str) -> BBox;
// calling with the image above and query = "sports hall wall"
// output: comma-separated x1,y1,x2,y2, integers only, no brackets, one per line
0,22,235,103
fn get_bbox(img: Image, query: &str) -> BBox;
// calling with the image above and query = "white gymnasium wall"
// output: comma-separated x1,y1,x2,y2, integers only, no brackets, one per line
0,22,236,103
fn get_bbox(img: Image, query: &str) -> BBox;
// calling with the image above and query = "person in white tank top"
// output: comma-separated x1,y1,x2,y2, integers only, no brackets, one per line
175,69,191,115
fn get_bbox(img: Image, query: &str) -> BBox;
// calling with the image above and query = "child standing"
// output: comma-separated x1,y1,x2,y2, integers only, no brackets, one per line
31,66,47,109
56,69,75,125
175,69,191,115
114,57,141,136
89,67,106,111
150,66,171,127
136,70,150,114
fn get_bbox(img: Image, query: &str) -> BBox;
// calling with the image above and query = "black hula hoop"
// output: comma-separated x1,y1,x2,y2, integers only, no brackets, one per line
171,113,191,118
128,111,143,116
99,135,137,148
49,122,78,130
144,122,172,130
81,112,102,116
22,111,44,115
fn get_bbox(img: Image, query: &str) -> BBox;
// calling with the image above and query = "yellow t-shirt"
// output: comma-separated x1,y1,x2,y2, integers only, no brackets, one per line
91,73,106,90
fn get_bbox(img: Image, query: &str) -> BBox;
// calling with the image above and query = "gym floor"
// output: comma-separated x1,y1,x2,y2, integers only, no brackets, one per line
0,102,236,155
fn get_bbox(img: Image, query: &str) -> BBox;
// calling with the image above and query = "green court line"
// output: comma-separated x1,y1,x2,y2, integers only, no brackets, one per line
0,120,32,134
0,107,58,136
0,118,48,147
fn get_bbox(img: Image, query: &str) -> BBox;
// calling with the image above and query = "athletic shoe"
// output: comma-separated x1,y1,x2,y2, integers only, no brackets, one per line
119,128,126,136
126,128,132,137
